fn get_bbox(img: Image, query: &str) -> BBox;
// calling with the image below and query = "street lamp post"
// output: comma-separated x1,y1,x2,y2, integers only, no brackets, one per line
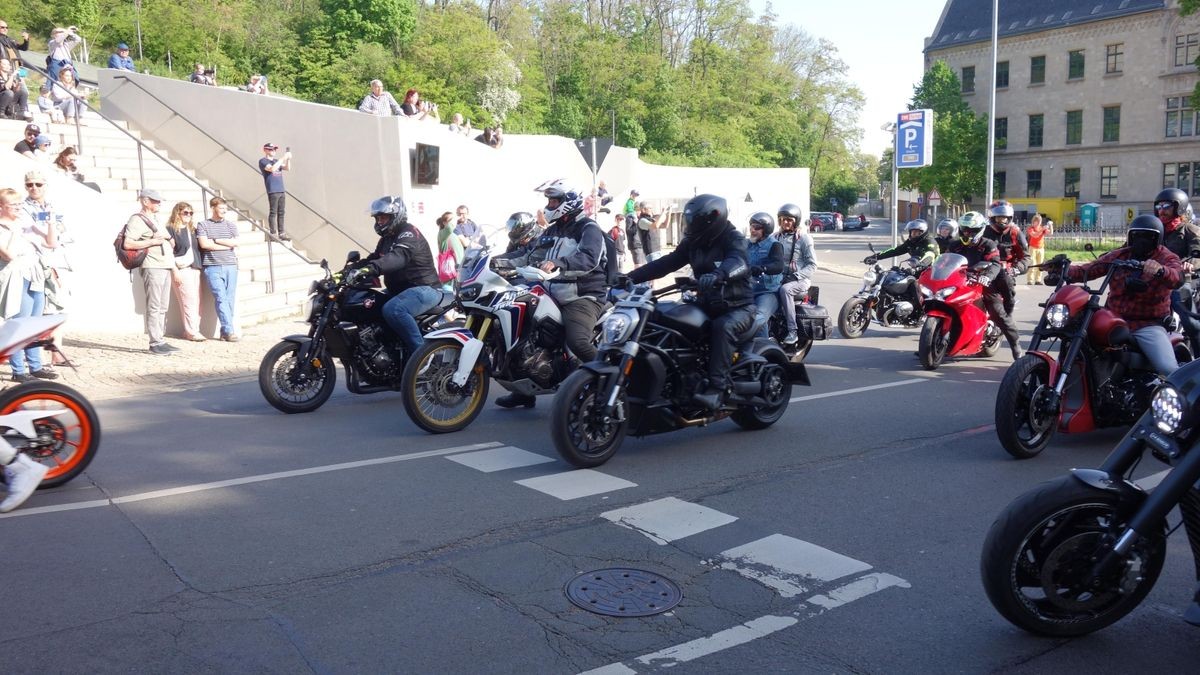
135,0,144,61
985,0,999,209
883,121,899,247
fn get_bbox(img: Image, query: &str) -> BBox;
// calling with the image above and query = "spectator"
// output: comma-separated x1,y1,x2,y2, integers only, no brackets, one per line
36,82,63,123
624,203,644,266
0,21,29,64
244,74,268,95
13,122,37,158
448,112,472,136
453,205,486,250
636,200,669,262
50,67,81,122
401,88,438,121
52,146,99,191
189,63,215,86
32,134,52,161
124,189,178,355
624,189,638,221
490,126,504,149
46,27,80,82
196,196,240,341
436,211,463,292
23,170,72,363
0,57,30,121
610,212,628,272
358,79,402,116
107,42,135,71
165,202,204,341
0,186,56,381
1025,214,1049,286
259,142,291,241
475,127,495,146
597,180,612,207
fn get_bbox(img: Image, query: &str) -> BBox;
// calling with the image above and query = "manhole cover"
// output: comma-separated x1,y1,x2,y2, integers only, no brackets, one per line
565,568,682,617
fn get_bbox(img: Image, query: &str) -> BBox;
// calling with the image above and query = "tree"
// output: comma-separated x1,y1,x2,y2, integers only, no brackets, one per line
898,61,987,209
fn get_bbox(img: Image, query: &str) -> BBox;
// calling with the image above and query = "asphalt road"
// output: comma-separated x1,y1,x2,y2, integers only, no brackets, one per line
5,220,1199,673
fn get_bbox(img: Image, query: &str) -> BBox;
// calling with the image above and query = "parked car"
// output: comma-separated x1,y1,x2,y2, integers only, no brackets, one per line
809,212,836,232
844,214,870,231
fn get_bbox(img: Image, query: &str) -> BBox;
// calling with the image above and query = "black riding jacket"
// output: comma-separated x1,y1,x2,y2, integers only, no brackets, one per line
367,222,440,293
629,222,753,311
1163,220,1200,262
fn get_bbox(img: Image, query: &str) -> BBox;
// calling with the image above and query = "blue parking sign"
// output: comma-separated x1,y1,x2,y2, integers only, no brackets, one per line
895,109,934,169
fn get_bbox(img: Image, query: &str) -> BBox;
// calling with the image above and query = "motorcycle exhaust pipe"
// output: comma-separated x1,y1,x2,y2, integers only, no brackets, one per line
732,381,762,396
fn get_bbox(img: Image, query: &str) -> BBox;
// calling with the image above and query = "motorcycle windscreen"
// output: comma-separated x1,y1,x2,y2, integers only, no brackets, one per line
928,253,968,281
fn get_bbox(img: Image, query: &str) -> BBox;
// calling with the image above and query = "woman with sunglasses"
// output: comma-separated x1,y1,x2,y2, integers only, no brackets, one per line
166,202,205,341
0,187,56,382
49,67,80,122
22,170,73,364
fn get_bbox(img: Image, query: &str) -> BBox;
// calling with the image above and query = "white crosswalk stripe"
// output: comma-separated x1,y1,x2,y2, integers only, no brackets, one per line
601,497,738,545
446,446,556,473
713,534,874,597
515,470,637,500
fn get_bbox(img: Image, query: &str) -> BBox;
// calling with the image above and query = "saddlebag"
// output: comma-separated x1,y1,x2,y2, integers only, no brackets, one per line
794,303,832,341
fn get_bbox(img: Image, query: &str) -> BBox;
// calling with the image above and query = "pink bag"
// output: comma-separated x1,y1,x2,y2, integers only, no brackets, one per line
436,247,457,283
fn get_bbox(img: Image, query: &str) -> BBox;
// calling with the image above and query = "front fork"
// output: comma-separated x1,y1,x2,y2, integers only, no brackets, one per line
450,316,493,387
601,342,640,417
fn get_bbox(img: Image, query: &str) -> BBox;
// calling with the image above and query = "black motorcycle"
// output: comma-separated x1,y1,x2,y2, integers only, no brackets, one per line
550,278,810,468
982,356,1200,636
259,252,455,413
838,244,925,339
764,284,831,362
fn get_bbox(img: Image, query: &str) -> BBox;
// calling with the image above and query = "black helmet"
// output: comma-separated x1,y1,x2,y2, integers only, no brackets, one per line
682,194,728,246
1155,188,1189,219
506,211,540,244
1128,214,1164,259
777,203,802,225
369,195,406,237
748,212,774,238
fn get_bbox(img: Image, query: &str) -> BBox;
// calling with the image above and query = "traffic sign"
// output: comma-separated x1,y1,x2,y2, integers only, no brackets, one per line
895,109,934,169
928,188,942,207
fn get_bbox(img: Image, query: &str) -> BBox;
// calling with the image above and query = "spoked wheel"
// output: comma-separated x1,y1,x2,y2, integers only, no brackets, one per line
918,316,949,370
0,382,100,488
551,370,628,468
995,355,1058,459
259,341,337,414
838,298,870,339
981,476,1165,636
401,339,490,434
731,356,792,430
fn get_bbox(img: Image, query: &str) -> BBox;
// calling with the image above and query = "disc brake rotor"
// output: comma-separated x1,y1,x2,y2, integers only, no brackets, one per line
1040,532,1119,612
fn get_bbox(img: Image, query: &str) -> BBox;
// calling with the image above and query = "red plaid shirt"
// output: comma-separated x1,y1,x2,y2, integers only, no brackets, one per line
1065,245,1182,330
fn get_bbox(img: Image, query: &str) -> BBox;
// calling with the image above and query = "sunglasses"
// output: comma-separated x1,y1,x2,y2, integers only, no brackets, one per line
25,182,44,188
180,210,193,215
1155,201,1175,211
0,26,9,30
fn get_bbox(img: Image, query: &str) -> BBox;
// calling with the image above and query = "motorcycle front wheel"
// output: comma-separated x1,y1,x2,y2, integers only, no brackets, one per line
918,316,948,370
995,355,1058,459
0,382,101,488
401,339,490,434
838,297,870,339
981,475,1165,637
551,369,628,468
259,341,337,414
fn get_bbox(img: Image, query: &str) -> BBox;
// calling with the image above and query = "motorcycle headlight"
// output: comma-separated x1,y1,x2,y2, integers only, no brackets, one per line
1151,386,1187,434
303,292,318,320
602,311,636,344
460,283,482,302
1046,303,1070,329
862,269,878,285
918,284,932,298
935,286,957,300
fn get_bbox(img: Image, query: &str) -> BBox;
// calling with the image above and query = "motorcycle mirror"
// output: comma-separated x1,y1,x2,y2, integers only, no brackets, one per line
1083,243,1094,252
1190,249,1200,259
868,242,876,252
346,250,362,264
320,258,329,270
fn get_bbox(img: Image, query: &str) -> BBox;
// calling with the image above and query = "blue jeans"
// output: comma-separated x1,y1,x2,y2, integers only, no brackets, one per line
10,278,45,375
753,292,779,338
203,265,238,337
1132,325,1178,377
383,285,442,355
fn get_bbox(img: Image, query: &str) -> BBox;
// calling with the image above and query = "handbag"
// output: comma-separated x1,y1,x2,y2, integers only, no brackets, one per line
436,244,458,283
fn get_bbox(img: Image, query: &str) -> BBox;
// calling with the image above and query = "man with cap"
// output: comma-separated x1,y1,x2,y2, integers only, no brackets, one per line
123,189,180,355
107,43,135,71
13,123,38,158
259,142,291,241
32,133,51,160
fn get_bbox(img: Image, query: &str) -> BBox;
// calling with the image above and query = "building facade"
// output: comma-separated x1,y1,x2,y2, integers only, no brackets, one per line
925,0,1200,228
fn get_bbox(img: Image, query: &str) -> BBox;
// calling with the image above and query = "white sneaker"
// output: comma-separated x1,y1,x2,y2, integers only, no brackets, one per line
0,454,48,513
783,331,799,346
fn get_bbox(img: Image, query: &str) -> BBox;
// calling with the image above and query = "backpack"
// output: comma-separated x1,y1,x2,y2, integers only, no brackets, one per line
114,214,157,270
580,218,620,287
625,215,641,249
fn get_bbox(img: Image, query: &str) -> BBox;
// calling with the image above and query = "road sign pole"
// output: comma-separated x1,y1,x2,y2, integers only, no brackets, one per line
891,162,899,248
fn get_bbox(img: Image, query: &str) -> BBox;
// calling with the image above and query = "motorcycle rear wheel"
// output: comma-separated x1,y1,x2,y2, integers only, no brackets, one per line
259,341,337,414
551,370,627,468
918,316,948,370
0,382,100,488
401,339,490,434
980,475,1165,637
995,355,1058,459
979,322,1001,357
731,354,792,430
838,297,869,339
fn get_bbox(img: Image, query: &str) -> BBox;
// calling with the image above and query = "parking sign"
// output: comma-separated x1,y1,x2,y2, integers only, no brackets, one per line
895,109,934,169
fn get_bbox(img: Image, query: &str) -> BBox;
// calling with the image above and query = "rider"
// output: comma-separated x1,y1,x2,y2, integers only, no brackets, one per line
775,203,818,347
1154,188,1200,356
981,200,1030,317
746,212,784,338
0,443,48,513
495,180,609,409
504,211,543,253
628,194,755,411
1044,215,1183,377
864,219,939,269
934,218,957,254
948,211,1022,359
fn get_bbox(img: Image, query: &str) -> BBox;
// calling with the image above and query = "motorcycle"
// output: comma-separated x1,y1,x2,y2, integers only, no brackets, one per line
839,244,925,339
994,254,1193,459
259,252,455,413
764,284,830,362
550,278,810,468
981,356,1200,636
0,314,101,490
915,252,1002,370
399,249,609,434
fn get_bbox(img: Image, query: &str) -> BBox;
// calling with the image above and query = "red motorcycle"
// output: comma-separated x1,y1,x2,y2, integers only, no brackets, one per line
915,252,1001,370
994,254,1192,459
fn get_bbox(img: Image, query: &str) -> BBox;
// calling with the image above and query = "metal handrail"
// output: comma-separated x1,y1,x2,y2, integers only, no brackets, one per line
110,74,369,251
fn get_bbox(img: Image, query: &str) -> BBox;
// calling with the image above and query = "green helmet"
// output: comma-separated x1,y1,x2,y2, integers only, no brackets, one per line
958,211,986,239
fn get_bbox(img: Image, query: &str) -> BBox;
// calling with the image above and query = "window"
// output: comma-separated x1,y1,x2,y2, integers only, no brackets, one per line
1064,168,1080,198
1028,114,1044,148
1030,55,1045,84
1163,162,1200,196
995,117,1007,150
1105,43,1123,74
1100,166,1118,199
1175,33,1200,67
1068,50,1085,80
996,60,1009,88
1066,110,1083,145
994,171,1007,197
1166,97,1198,138
1103,106,1121,142
1026,170,1042,198
962,66,975,93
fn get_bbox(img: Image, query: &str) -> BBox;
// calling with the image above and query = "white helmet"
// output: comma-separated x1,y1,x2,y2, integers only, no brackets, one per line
535,179,583,225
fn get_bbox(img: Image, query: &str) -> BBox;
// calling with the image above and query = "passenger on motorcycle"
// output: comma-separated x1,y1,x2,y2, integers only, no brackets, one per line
1155,188,1200,356
865,219,939,268
775,203,818,346
628,194,755,411
949,211,1022,359
747,212,784,338
1045,215,1183,377
504,211,543,253
935,218,957,254
981,200,1030,318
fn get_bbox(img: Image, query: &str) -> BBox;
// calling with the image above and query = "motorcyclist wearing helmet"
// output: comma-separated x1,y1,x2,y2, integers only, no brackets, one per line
1045,214,1183,377
934,218,958,254
981,200,1030,316
629,194,755,411
864,219,938,269
746,212,784,338
775,202,818,346
356,195,442,358
947,211,1022,358
504,211,543,253
1155,188,1200,356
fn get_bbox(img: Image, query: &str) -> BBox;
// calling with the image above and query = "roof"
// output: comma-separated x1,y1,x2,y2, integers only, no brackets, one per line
926,0,1165,53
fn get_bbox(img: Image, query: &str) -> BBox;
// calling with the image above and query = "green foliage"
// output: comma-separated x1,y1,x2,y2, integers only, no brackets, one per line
898,62,987,208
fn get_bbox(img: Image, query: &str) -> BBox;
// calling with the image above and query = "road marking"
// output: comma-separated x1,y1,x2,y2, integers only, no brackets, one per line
714,534,873,597
806,572,910,609
515,470,637,500
447,446,556,473
635,615,797,668
0,441,505,519
602,497,738,545
790,378,925,403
